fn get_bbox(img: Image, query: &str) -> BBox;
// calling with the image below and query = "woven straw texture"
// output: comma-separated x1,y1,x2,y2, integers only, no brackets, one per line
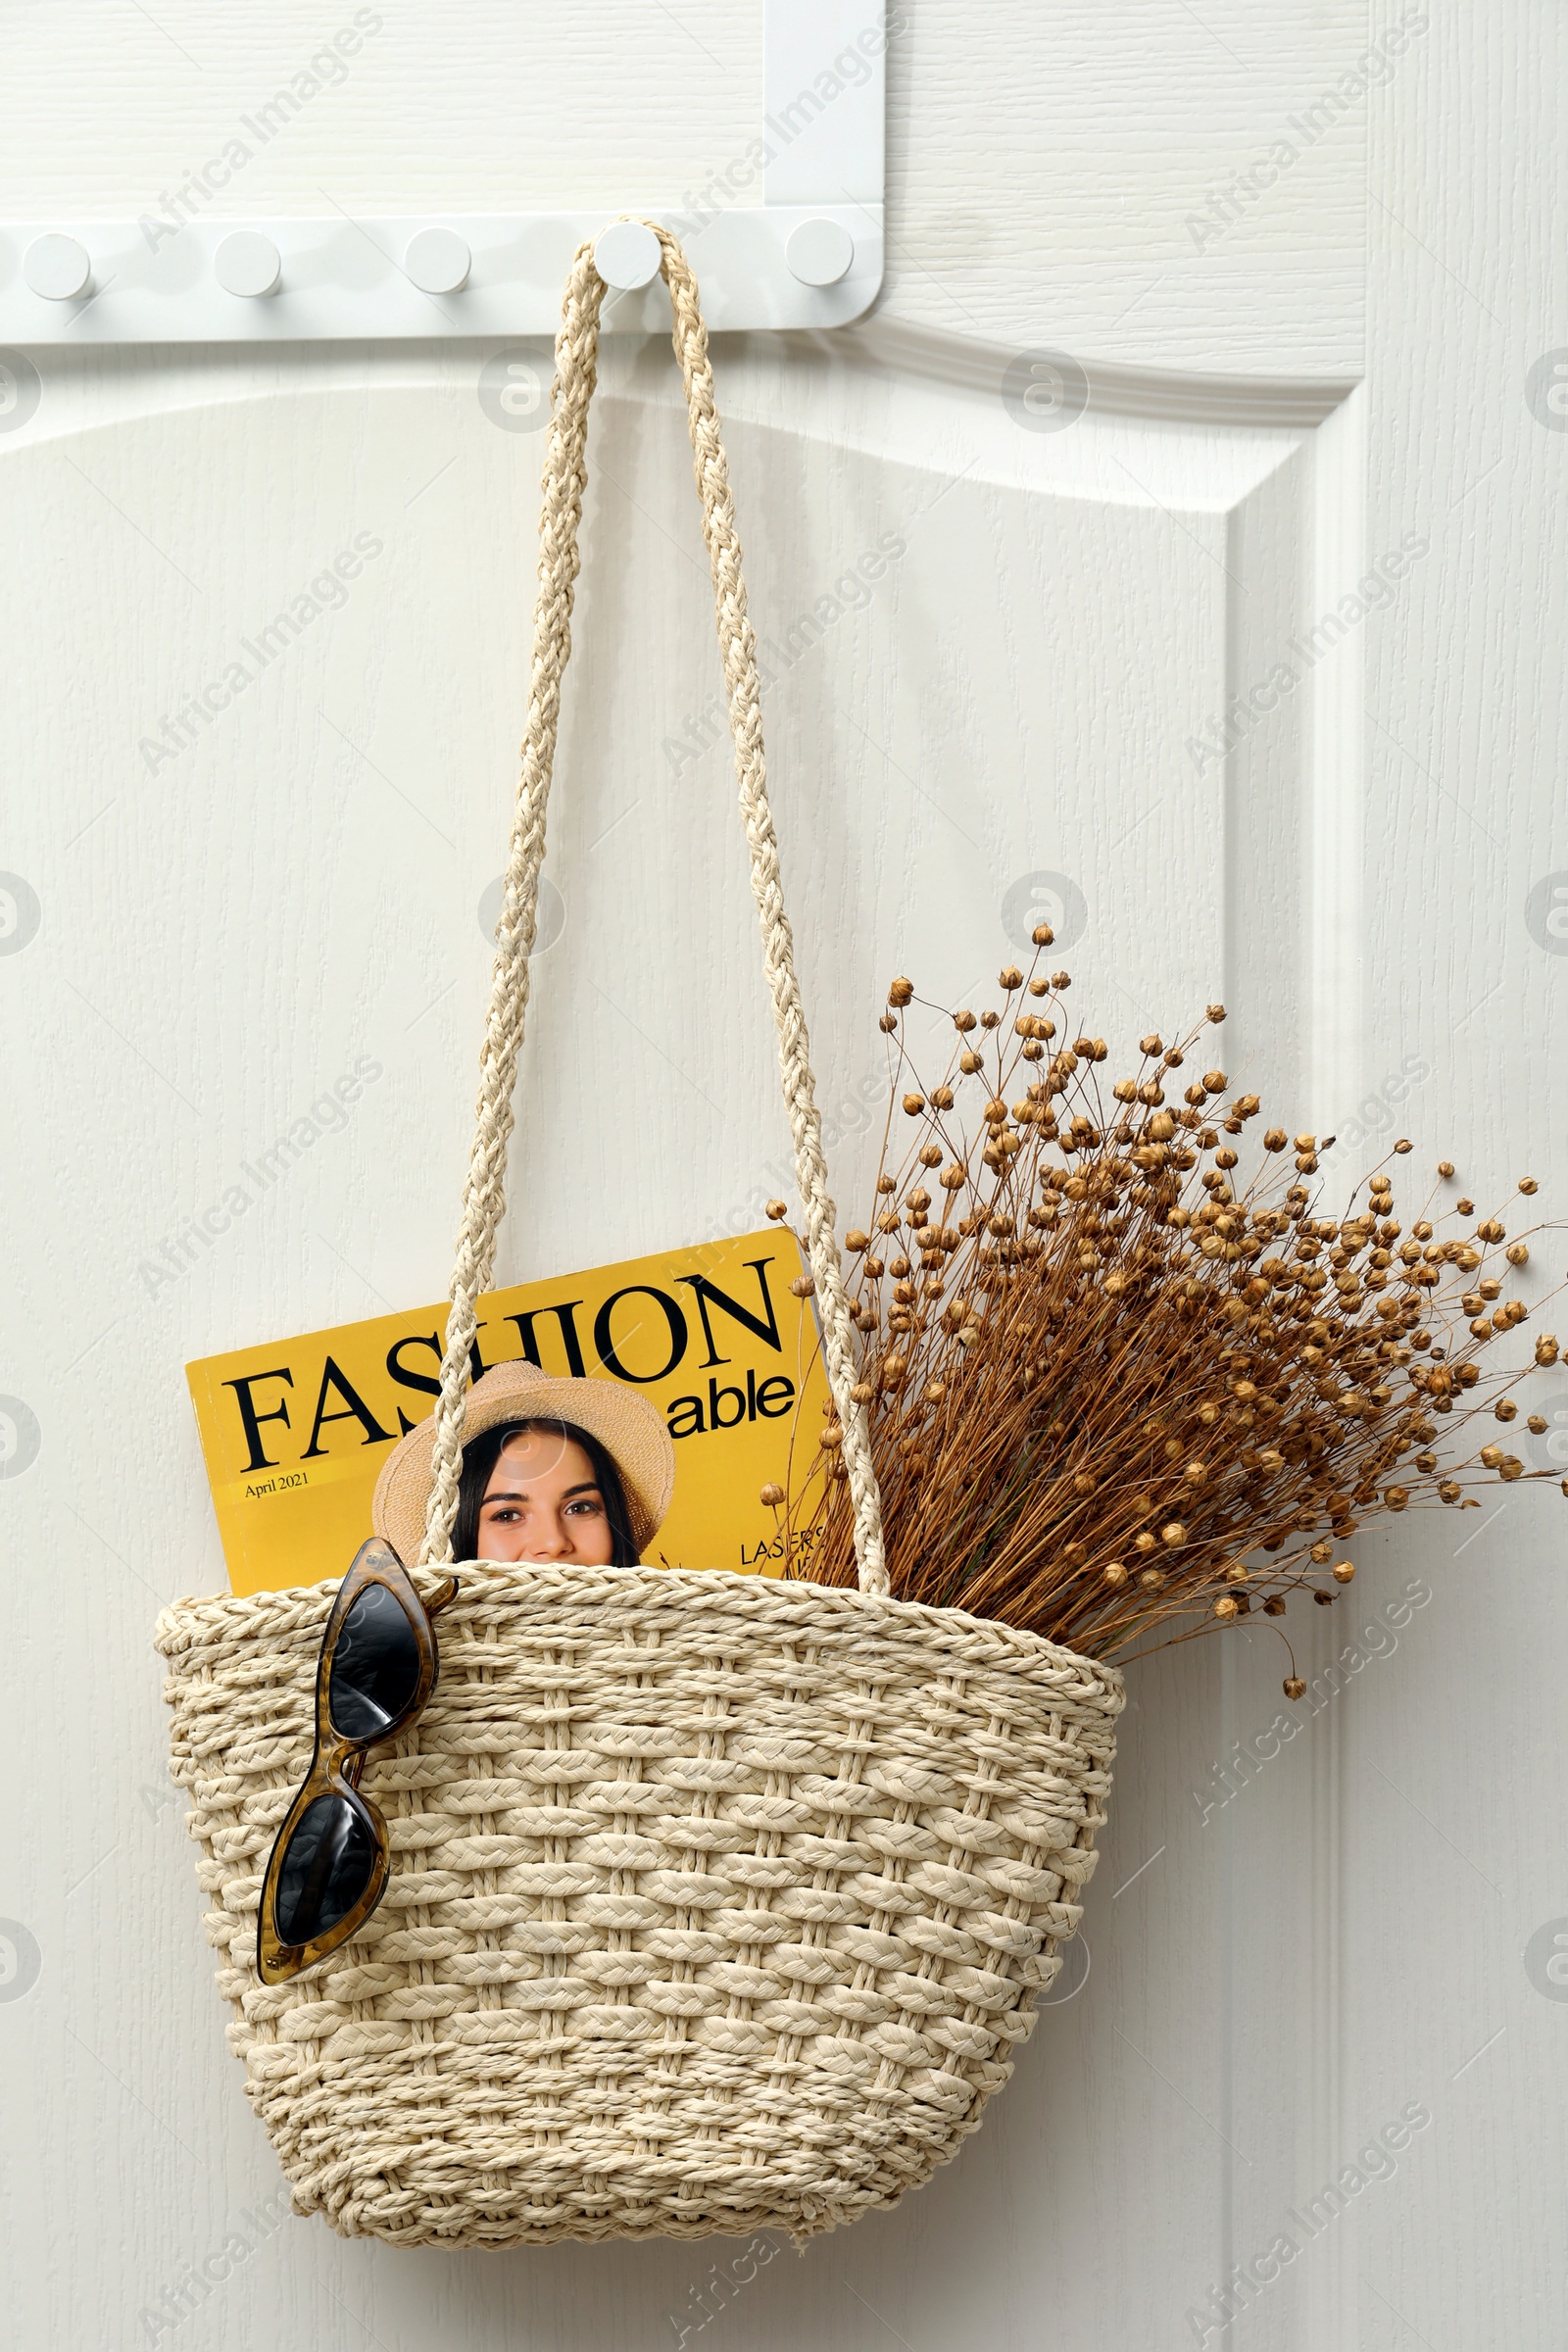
414,221,885,1590
158,227,1121,2246
157,1564,1122,2245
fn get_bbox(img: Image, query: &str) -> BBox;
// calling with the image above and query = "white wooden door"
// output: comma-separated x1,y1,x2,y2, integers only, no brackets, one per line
3,7,1563,2347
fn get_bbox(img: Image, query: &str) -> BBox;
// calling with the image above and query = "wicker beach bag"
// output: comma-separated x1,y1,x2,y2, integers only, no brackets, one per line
156,227,1125,2248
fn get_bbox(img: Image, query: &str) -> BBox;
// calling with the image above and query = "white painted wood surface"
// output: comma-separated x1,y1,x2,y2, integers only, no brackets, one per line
3,6,1564,2348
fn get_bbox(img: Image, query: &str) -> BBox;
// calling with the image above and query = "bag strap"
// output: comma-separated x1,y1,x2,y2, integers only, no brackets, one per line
417,223,888,1597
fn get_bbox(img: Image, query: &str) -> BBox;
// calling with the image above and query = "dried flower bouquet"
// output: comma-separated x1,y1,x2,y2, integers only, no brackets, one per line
776,929,1562,1690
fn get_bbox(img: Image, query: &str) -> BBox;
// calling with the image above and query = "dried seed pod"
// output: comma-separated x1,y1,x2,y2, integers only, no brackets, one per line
760,1483,784,1507
790,1273,815,1298
765,1199,789,1222
1031,923,1054,946
846,1228,869,1251
794,969,1562,1654
1000,964,1024,991
888,976,914,1006
1102,1562,1129,1589
1284,1676,1305,1699
1332,1559,1356,1585
1214,1595,1239,1620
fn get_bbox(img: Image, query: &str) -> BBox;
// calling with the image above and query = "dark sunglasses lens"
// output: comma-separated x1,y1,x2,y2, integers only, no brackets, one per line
273,1792,377,1946
329,1580,421,1741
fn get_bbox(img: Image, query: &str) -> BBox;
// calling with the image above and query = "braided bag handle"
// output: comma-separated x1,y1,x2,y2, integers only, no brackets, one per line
417,224,888,1596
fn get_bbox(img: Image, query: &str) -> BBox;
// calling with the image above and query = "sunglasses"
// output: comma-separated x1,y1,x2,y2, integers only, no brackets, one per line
258,1539,458,1985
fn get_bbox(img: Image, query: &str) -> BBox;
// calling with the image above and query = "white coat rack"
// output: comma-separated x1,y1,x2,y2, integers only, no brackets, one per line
0,2,885,343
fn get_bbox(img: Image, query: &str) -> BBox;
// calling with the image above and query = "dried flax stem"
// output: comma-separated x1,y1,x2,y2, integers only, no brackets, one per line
776,935,1564,1688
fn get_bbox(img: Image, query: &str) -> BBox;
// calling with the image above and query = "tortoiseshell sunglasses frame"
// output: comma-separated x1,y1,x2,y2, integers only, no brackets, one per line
257,1538,457,1985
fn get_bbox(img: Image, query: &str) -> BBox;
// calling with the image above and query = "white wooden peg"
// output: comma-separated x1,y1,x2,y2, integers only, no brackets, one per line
215,231,281,298
786,220,855,287
594,221,662,292
405,227,471,295
24,233,91,301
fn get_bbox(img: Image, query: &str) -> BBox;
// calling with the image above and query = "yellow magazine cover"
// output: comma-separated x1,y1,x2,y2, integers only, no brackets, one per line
187,1229,832,1594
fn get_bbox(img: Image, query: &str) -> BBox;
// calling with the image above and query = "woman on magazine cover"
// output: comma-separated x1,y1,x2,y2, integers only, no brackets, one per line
371,1358,675,1569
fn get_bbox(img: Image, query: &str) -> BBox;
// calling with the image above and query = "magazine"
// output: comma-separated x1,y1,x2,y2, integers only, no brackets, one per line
186,1229,832,1594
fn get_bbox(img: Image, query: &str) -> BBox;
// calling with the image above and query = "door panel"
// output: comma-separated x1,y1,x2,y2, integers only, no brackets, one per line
2,7,1561,2349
